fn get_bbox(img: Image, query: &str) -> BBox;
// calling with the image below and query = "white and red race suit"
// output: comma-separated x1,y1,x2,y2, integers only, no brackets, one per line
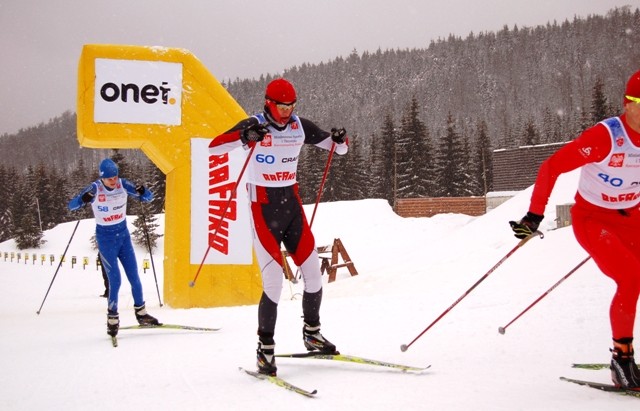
209,113,348,337
528,115,640,340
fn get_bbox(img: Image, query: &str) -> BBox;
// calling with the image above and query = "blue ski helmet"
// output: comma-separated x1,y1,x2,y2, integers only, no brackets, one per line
99,158,119,178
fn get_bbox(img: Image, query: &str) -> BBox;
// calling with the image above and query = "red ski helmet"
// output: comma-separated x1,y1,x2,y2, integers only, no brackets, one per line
624,69,640,105
264,78,297,124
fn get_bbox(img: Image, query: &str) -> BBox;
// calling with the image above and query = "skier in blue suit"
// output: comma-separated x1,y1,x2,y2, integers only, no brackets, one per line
68,158,160,337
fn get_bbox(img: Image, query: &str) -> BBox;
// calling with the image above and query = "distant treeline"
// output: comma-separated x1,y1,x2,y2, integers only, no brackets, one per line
0,7,636,245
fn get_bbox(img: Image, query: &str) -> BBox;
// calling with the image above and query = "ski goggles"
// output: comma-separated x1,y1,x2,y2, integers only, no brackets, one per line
626,95,640,104
268,99,296,110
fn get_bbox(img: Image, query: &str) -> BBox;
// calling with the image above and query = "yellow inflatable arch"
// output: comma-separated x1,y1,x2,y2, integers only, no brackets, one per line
77,44,262,307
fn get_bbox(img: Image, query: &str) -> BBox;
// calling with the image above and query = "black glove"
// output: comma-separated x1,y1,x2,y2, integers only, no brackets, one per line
240,123,269,145
81,191,95,204
509,212,544,239
331,127,347,144
135,185,145,196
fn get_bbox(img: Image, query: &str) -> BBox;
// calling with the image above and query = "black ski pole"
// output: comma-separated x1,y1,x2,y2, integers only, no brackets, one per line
141,205,163,306
400,230,543,352
498,255,590,334
36,219,81,314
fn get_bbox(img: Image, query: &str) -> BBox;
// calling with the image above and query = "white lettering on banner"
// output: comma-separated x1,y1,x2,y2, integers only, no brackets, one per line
190,138,252,265
94,59,182,125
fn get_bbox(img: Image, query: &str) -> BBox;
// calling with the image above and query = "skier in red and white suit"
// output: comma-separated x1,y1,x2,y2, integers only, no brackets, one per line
209,78,348,376
510,69,640,390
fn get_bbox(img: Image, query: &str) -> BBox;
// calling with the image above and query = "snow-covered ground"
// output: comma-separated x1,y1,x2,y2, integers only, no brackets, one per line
1,169,638,410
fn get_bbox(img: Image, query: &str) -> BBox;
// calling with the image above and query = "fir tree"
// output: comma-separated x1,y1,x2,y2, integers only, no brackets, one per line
110,149,130,178
433,113,469,197
368,131,387,201
331,134,368,201
318,142,343,203
591,76,614,123
146,161,166,214
379,113,397,204
68,157,93,220
33,162,57,230
396,97,432,198
473,120,493,195
297,144,326,204
0,166,18,242
13,168,44,249
131,208,162,252
521,119,540,146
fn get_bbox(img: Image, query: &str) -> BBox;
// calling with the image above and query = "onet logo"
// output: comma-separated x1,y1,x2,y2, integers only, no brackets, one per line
100,81,176,105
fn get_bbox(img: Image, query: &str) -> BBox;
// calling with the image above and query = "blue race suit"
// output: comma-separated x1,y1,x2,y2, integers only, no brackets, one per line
69,178,153,314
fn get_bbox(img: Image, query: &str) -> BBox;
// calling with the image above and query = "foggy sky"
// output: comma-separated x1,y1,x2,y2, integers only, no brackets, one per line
0,0,637,135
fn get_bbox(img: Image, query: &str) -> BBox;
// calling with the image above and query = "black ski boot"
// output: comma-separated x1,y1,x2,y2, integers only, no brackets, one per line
134,303,161,326
107,311,119,337
303,322,338,354
256,337,277,376
611,342,640,390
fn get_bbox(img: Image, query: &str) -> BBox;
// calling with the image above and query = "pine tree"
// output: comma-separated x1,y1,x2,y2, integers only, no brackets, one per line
396,97,433,198
110,149,130,178
33,162,57,230
473,120,493,195
591,76,614,123
68,157,93,220
379,113,397,204
13,167,44,249
0,166,17,242
459,131,475,197
131,208,162,251
521,119,540,146
433,113,469,197
48,167,69,225
298,144,327,204
146,161,166,214
318,142,344,203
368,131,387,201
331,134,368,201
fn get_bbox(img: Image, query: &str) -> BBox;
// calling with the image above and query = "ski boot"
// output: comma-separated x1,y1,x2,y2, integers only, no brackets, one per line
107,311,119,337
610,340,640,390
256,336,277,376
303,322,338,354
134,303,161,326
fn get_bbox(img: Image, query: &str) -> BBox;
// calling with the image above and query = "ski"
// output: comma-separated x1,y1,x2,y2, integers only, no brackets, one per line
572,363,609,370
111,336,118,347
239,367,317,397
560,376,640,398
119,323,221,332
275,352,430,372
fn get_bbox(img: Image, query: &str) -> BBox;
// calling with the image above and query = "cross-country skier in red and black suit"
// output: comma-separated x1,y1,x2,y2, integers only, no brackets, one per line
209,78,348,376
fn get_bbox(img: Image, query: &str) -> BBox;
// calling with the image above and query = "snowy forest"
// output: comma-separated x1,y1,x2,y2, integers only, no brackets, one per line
0,6,638,247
